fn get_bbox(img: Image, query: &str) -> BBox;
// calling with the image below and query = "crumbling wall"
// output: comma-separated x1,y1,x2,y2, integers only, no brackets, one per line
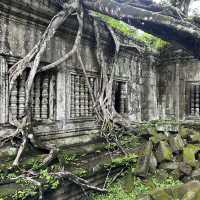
158,47,200,120
0,0,153,147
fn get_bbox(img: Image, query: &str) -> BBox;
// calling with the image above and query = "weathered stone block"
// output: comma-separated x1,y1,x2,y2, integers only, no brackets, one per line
155,141,173,162
183,145,200,167
0,146,17,161
150,181,200,200
179,162,192,176
159,162,179,170
150,133,168,145
134,141,153,178
155,123,179,133
179,127,190,139
169,134,185,153
172,181,200,200
191,168,200,180
189,130,200,143
150,189,172,200
149,152,157,172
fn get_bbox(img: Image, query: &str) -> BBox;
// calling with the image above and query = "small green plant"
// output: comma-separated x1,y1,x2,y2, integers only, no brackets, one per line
111,154,138,167
75,168,87,177
39,169,60,189
63,153,77,163
12,189,37,200
92,172,182,200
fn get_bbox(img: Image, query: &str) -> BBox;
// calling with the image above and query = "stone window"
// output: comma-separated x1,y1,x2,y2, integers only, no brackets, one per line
9,71,57,121
186,82,200,116
70,74,96,118
113,81,128,114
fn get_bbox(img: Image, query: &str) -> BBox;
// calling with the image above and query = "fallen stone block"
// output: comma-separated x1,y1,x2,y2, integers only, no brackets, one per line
179,162,192,176
169,134,185,153
149,152,157,172
134,141,153,178
189,130,200,143
191,168,200,180
150,133,168,145
150,181,200,200
0,146,17,162
155,141,173,163
155,123,179,133
179,127,190,139
159,162,179,171
183,145,200,167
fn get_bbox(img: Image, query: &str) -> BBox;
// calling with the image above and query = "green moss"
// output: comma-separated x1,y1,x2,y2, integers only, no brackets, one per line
156,141,173,162
96,13,168,50
179,127,190,139
105,153,138,168
183,144,200,167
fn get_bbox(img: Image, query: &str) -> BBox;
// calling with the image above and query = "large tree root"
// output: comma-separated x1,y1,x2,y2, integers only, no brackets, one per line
6,1,80,167
8,170,106,199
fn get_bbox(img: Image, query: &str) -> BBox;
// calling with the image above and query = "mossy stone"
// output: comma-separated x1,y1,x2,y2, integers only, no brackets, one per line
189,130,200,143
156,141,173,162
169,134,185,152
179,127,190,139
0,147,17,162
150,189,171,200
150,133,168,145
183,145,200,167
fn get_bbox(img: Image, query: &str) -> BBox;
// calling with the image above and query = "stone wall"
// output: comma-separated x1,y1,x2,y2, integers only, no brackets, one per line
0,0,157,147
158,47,200,120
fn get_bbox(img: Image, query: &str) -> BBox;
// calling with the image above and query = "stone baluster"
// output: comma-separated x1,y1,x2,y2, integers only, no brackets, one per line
123,83,128,113
31,84,35,118
9,82,18,120
195,85,200,115
190,86,195,115
18,72,26,118
70,74,75,118
71,74,75,118
49,74,56,120
119,83,125,113
75,75,80,117
41,74,49,119
34,76,41,120
80,76,85,117
84,79,89,116
88,77,93,116
0,56,8,123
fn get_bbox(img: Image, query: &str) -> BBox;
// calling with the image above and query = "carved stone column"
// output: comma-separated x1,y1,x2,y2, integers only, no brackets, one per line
49,74,56,120
84,79,89,116
70,74,75,118
0,56,8,123
18,72,26,118
34,76,41,120
88,77,94,116
9,82,18,120
41,75,49,119
80,76,85,117
75,75,80,117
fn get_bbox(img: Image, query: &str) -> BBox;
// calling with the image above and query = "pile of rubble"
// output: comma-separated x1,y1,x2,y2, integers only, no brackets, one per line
135,122,200,182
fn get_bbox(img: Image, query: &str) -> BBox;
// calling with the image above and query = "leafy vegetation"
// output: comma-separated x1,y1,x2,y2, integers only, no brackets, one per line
92,170,182,200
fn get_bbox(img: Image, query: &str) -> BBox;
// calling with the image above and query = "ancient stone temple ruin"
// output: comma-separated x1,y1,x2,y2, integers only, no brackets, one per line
0,0,199,149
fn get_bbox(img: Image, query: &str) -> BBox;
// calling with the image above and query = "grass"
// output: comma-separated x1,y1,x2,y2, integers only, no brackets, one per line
91,170,182,200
